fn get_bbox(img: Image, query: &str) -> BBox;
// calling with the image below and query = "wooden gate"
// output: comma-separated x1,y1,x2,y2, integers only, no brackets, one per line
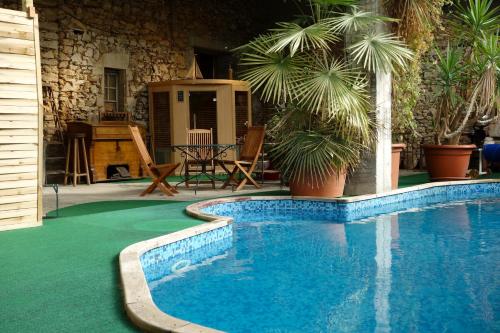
0,7,43,231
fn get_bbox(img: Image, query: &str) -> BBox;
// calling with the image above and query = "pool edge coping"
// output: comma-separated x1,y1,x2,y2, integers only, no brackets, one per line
119,178,500,333
119,218,230,333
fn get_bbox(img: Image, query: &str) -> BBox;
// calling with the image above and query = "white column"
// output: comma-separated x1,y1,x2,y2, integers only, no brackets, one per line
344,0,392,195
376,71,392,193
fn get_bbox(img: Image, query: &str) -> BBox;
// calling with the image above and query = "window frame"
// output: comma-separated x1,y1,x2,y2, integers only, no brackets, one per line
104,68,124,113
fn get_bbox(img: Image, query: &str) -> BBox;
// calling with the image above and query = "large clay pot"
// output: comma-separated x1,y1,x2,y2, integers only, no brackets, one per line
289,170,347,197
391,143,406,190
422,144,476,181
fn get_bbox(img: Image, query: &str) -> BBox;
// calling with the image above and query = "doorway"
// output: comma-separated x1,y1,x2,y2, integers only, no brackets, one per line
189,91,217,143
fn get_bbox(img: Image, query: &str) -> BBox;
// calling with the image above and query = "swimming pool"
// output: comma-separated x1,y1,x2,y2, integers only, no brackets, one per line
121,181,500,332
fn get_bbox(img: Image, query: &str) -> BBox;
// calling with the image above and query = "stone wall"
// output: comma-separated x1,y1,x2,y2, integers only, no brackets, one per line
0,0,293,138
400,28,452,169
400,23,490,169
398,47,440,169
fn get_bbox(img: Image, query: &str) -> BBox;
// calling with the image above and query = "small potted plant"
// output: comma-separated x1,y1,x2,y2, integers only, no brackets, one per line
238,0,413,197
423,0,499,181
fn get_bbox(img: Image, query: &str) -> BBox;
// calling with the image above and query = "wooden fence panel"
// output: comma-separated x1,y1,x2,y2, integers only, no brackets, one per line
0,7,42,231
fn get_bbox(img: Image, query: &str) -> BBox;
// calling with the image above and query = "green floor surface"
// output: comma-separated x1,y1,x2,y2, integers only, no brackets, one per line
398,173,430,188
0,200,201,332
398,171,500,188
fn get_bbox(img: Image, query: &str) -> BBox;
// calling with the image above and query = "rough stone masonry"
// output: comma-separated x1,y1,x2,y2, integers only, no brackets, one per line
0,0,290,138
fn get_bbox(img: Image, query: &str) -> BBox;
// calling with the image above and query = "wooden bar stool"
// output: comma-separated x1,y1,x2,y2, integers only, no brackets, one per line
64,133,91,186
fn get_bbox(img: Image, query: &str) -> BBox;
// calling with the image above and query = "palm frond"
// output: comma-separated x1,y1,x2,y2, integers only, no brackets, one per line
435,45,464,108
267,104,312,136
325,7,396,33
239,35,304,104
455,0,499,40
271,130,364,186
473,34,499,117
292,55,372,140
475,33,500,67
348,32,413,72
268,21,339,56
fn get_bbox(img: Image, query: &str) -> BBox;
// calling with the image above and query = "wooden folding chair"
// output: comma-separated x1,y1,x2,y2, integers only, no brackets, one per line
128,125,180,196
185,128,215,188
219,126,266,191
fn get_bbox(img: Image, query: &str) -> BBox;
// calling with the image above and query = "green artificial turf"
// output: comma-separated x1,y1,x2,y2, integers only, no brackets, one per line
0,200,200,332
0,190,289,333
398,173,430,188
398,172,500,188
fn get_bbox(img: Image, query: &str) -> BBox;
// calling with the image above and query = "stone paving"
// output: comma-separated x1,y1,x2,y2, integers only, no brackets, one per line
42,170,427,215
42,180,285,215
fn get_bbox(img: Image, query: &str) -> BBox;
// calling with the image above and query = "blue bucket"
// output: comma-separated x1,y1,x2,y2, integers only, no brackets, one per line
484,144,500,162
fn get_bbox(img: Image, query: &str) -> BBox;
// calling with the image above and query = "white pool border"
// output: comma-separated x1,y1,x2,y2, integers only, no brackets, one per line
119,179,500,333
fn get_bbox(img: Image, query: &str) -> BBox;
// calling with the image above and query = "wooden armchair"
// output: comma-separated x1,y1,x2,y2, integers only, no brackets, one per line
128,125,179,196
219,126,266,191
185,128,216,188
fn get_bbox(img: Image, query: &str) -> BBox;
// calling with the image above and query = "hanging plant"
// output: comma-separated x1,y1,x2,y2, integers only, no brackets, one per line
385,0,451,140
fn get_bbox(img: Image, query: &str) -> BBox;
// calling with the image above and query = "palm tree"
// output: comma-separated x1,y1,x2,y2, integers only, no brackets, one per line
238,0,413,192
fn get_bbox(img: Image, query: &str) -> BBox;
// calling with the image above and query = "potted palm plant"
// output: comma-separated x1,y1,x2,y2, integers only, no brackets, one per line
423,0,499,181
238,0,413,197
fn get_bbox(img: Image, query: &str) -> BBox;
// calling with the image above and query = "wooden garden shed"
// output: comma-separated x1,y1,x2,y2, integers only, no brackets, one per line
0,3,43,231
148,79,252,164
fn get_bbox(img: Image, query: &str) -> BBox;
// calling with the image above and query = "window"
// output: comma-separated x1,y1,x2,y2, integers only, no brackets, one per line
194,48,234,79
104,68,124,113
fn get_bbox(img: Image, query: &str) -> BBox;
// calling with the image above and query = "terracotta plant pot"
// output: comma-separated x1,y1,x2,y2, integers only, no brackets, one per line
422,144,476,181
391,143,406,190
289,170,347,197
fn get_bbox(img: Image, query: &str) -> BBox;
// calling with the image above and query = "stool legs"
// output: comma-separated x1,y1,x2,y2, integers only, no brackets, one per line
73,137,78,186
64,136,91,186
80,137,91,185
64,139,72,185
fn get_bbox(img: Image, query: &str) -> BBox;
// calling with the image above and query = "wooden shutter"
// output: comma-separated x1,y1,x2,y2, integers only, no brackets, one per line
0,7,43,231
152,92,171,149
235,91,249,140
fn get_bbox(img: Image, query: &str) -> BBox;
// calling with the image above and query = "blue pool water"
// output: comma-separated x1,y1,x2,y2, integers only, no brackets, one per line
146,198,500,333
